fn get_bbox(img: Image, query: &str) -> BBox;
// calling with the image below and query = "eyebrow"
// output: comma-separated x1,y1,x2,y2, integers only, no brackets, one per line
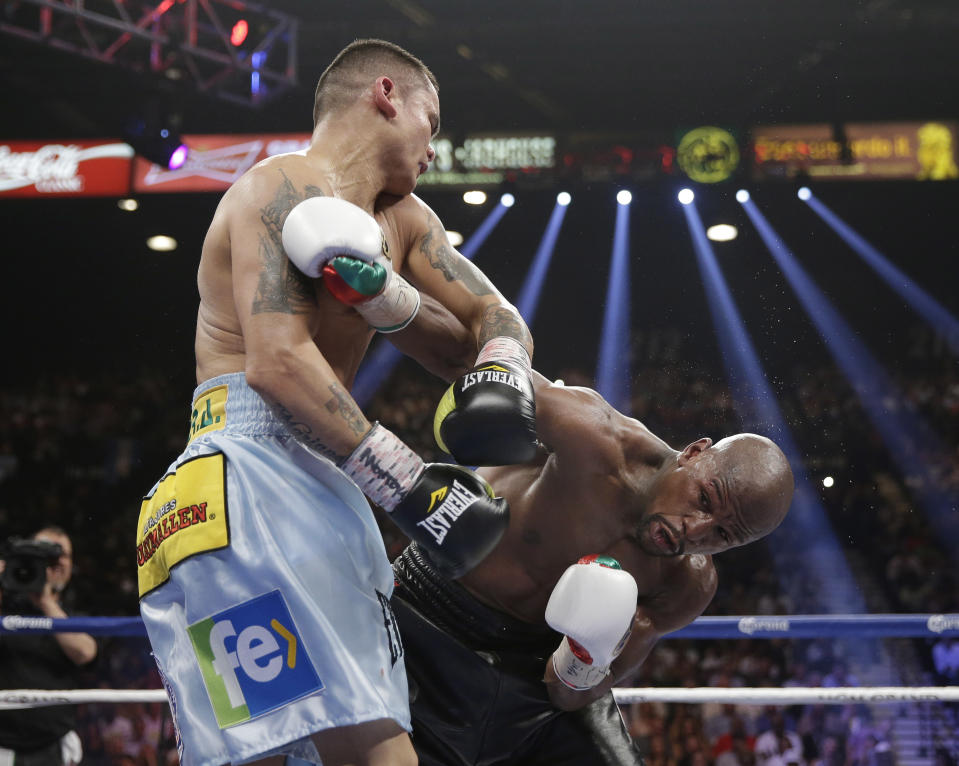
713,478,751,542
431,113,441,136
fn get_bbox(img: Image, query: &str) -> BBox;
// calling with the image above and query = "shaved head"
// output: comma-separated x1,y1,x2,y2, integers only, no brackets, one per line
711,433,794,541
313,38,438,126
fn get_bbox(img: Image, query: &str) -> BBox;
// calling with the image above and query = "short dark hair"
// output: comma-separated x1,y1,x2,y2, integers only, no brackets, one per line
313,38,438,127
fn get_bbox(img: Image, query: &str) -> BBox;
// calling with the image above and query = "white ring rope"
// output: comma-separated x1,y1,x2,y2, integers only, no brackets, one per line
612,686,959,705
0,689,169,709
3,686,958,709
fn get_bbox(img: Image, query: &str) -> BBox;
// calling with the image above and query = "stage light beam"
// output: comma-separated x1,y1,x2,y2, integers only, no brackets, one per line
682,198,865,614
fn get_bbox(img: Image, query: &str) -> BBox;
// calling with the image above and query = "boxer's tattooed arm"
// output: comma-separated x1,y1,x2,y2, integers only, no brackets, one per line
268,401,344,462
419,218,493,296
252,171,325,315
478,304,533,349
323,382,368,438
267,382,367,461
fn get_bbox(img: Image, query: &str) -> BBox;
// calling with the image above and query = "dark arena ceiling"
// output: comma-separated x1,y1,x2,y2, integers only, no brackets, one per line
1,0,957,378
2,0,958,137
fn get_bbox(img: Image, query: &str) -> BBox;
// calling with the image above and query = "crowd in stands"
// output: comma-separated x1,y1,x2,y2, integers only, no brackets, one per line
0,324,956,766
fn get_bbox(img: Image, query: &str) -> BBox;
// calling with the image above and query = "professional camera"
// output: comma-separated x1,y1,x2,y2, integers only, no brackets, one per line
0,537,63,595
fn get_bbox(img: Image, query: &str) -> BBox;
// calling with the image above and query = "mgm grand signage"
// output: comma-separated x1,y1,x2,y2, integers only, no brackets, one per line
418,134,557,187
751,121,959,181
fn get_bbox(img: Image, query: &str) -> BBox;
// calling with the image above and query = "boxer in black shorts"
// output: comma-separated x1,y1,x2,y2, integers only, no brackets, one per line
388,370,794,766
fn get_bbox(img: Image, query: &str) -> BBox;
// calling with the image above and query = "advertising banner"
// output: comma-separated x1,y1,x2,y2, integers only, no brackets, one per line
133,133,311,193
0,140,134,197
751,121,959,181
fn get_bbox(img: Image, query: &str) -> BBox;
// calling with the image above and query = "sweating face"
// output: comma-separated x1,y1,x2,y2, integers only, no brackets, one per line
637,434,793,557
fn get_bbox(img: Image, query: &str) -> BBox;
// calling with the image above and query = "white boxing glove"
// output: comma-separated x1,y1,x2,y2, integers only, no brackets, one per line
545,554,638,690
281,196,387,278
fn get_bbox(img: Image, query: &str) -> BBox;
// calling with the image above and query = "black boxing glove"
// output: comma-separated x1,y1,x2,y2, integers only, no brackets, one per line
433,336,537,466
340,423,508,578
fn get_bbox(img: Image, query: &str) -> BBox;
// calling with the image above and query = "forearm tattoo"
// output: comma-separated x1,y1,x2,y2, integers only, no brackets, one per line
267,383,367,462
323,382,368,438
478,304,533,350
252,170,326,315
268,400,344,463
419,218,493,297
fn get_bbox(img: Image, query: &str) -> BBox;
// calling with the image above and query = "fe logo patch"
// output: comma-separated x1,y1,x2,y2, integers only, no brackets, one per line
188,590,323,728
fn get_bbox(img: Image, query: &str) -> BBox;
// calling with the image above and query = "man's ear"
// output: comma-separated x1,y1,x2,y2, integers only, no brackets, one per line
677,437,713,466
373,76,398,119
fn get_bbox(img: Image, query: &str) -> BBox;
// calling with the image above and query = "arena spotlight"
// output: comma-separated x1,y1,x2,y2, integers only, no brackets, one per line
803,192,959,354
516,194,570,326
445,230,464,247
463,190,487,205
797,186,812,201
117,198,139,212
706,224,737,242
681,199,862,613
596,195,632,413
616,189,632,206
742,196,959,561
677,188,695,205
230,19,249,47
146,235,177,252
124,118,188,170
500,193,516,207
736,189,750,203
556,191,572,206
823,476,835,488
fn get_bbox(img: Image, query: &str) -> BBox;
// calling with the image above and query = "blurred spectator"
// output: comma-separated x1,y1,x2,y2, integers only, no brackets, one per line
754,710,806,766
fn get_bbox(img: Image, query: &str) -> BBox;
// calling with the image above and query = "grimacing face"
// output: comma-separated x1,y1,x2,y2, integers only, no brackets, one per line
383,78,439,195
637,448,777,557
636,436,792,557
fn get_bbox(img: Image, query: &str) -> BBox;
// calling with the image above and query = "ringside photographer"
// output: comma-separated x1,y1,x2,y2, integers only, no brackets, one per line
0,527,98,766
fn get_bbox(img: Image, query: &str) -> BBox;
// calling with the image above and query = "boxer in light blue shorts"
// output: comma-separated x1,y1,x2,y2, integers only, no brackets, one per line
137,374,409,766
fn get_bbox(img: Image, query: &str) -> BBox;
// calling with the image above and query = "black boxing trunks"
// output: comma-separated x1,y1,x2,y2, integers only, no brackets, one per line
391,544,645,766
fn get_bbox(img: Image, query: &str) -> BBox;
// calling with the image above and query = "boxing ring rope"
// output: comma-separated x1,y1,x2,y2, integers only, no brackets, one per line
2,613,958,709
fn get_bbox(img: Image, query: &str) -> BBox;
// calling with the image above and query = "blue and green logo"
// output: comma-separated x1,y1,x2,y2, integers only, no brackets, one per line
188,590,322,728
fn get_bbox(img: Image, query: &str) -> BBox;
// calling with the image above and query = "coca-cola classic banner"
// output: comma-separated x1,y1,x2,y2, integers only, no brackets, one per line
0,134,311,197
0,140,134,197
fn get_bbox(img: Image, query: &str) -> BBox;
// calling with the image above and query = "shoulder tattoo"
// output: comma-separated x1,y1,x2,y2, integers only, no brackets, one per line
251,170,325,316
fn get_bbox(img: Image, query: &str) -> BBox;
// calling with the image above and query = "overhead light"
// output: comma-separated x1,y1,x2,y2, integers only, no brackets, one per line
736,189,750,203
616,190,632,205
124,117,189,170
706,224,738,242
117,198,139,212
556,191,571,206
446,230,464,247
230,19,249,47
677,188,695,205
798,186,812,201
463,190,487,205
822,475,835,488
147,235,178,252
500,193,515,207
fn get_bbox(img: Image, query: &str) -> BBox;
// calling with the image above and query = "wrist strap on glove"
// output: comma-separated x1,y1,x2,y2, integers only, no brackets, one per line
475,336,531,372
340,423,424,511
552,635,611,691
355,272,422,332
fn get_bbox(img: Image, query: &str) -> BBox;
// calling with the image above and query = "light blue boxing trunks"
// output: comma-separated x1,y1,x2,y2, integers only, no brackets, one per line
136,373,410,766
